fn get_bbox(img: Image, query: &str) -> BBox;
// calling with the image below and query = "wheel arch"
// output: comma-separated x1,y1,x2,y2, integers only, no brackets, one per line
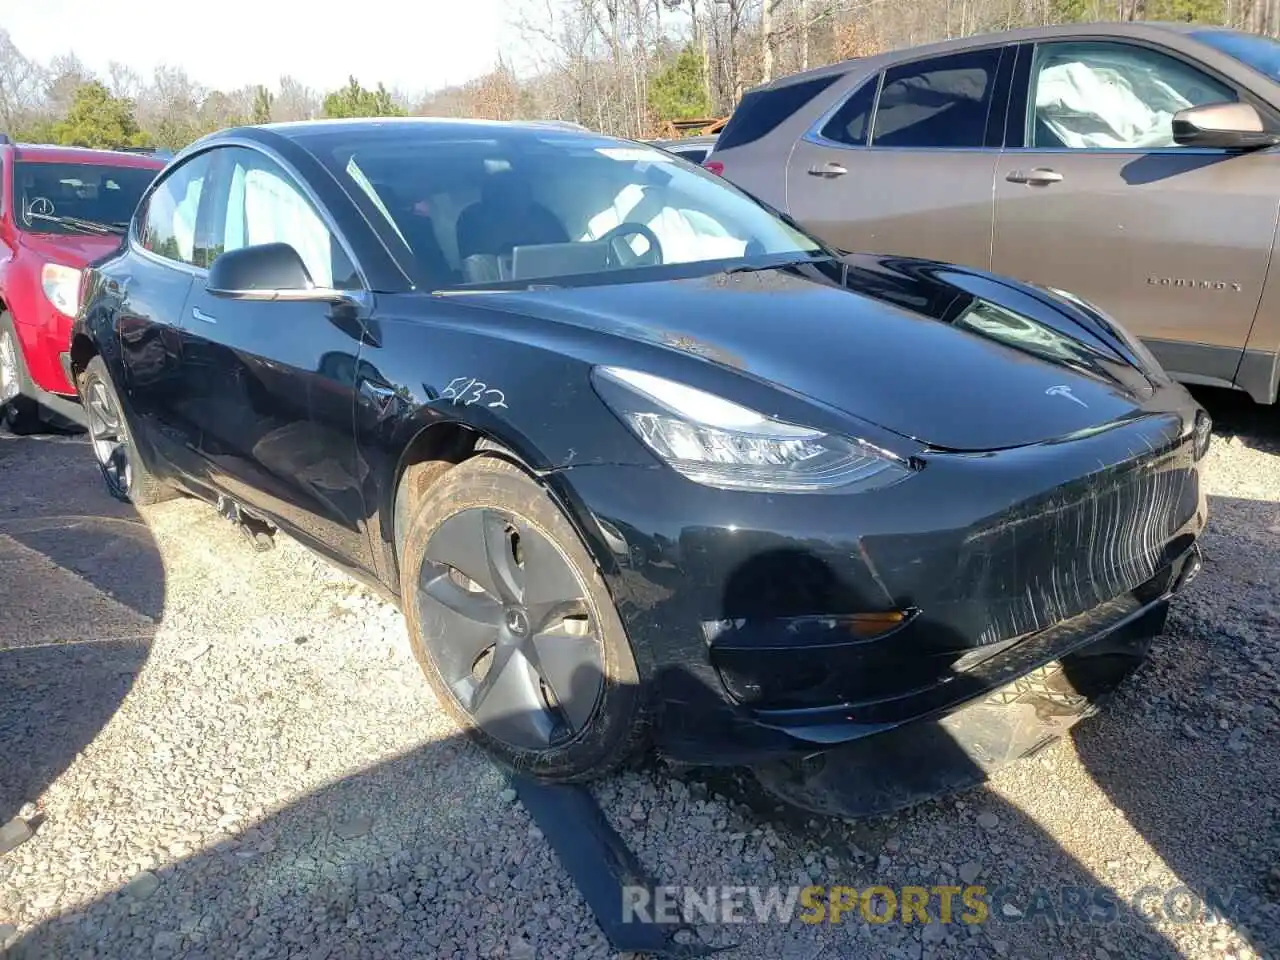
384,419,618,590
69,332,99,388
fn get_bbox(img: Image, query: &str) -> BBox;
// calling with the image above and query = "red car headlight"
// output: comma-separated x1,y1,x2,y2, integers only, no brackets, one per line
41,263,84,318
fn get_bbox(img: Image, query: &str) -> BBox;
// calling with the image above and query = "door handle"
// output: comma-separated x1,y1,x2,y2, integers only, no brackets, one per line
1006,168,1063,185
807,162,848,178
191,306,218,324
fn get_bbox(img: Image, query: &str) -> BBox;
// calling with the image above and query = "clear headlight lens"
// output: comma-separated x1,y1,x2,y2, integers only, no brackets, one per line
41,263,83,318
592,366,914,493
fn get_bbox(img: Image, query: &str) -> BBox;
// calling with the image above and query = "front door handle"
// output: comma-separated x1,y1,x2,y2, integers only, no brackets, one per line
191,306,218,324
807,162,848,178
1006,168,1063,185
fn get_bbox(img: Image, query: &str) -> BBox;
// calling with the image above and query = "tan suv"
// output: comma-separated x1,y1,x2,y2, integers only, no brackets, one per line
710,22,1280,403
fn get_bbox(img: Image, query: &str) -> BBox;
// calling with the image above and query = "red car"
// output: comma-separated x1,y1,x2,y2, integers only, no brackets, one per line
0,137,163,433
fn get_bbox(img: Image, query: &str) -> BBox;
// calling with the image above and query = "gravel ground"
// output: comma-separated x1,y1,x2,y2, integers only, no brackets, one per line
1,388,1278,960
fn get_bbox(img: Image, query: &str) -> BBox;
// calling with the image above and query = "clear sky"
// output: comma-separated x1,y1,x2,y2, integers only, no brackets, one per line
4,0,517,96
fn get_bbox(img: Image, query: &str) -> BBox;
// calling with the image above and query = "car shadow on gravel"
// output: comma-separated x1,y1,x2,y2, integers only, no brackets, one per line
1191,385,1280,456
0,432,163,827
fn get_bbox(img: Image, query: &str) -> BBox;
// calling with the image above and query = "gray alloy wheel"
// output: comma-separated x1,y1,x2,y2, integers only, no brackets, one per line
78,356,173,506
0,319,43,435
398,455,646,781
83,371,133,500
417,505,606,751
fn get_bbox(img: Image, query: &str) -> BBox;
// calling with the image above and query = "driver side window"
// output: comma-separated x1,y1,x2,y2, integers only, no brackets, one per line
139,153,213,266
203,147,359,289
1029,41,1237,149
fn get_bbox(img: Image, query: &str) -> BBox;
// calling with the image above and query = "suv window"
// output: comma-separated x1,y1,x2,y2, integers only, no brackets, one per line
138,153,213,266
205,147,359,289
819,77,879,146
717,74,842,151
1029,41,1237,149
871,49,1003,148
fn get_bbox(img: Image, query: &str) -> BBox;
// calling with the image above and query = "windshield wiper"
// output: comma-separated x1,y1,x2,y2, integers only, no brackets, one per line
24,211,126,236
722,254,837,275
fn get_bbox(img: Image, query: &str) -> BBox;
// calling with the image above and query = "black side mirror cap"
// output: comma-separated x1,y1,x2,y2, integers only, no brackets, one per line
207,242,351,303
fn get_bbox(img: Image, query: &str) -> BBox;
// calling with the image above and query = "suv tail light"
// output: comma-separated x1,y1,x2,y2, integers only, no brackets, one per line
702,159,725,176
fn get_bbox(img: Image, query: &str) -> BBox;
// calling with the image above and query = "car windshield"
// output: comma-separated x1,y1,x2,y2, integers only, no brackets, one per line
12,162,157,235
1192,28,1280,83
307,125,823,290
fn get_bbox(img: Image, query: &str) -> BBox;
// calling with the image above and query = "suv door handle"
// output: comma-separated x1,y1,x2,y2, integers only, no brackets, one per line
807,162,848,178
191,306,218,324
1006,168,1063,185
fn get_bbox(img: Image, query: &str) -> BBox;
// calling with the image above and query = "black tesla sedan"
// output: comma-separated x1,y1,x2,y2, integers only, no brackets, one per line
71,118,1208,809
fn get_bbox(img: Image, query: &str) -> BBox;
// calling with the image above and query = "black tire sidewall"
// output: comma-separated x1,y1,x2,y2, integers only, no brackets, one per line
399,455,645,781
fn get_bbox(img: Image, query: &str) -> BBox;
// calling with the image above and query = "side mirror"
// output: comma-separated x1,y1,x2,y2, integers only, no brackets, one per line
207,242,349,302
1171,101,1280,150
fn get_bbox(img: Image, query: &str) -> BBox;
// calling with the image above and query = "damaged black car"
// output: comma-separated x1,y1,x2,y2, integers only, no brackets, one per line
71,119,1208,814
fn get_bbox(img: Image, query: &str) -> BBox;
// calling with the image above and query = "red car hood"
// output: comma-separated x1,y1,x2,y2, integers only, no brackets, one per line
19,232,124,268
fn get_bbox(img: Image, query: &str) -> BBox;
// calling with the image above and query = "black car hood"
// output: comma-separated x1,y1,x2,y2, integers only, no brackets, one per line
462,254,1157,452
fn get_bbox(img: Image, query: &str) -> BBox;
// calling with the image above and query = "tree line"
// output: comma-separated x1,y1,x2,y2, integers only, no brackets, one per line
1,0,1273,152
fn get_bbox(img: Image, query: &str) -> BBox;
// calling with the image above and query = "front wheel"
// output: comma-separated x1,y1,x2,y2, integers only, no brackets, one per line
399,455,646,781
0,314,44,435
78,356,173,506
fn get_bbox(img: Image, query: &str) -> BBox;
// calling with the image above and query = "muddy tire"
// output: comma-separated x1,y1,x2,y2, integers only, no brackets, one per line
399,455,646,781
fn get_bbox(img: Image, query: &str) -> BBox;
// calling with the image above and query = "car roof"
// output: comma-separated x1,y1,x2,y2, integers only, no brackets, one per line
255,116,600,143
7,142,166,168
751,20,1224,90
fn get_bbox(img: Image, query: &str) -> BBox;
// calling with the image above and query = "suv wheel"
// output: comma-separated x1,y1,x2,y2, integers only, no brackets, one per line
0,313,44,435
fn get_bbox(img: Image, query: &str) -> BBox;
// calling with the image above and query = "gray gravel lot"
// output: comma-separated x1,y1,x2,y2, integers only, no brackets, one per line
1,390,1278,960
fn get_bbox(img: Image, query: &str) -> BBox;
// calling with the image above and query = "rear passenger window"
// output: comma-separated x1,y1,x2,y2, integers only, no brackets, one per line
717,74,842,151
872,49,1003,148
820,78,879,146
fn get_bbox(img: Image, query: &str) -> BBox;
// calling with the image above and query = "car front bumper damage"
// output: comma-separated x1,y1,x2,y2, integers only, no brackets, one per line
551,404,1207,807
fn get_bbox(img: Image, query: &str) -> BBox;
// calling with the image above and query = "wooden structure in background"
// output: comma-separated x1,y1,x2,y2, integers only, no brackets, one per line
652,116,729,140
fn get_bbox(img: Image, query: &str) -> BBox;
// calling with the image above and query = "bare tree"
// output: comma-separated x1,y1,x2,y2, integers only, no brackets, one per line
106,61,144,101
0,29,44,132
274,75,320,121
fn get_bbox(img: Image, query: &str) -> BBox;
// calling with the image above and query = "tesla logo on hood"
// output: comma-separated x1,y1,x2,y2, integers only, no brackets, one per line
1046,385,1089,409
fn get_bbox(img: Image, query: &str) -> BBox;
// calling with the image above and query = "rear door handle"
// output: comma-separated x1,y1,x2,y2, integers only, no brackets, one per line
1006,168,1063,185
191,306,218,324
807,162,848,178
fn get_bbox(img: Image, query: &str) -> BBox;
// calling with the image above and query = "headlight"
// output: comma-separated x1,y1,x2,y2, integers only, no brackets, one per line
1045,285,1165,377
41,263,83,318
591,366,914,493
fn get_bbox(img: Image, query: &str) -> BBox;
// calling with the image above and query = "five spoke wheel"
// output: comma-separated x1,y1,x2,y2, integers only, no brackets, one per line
417,507,605,751
84,376,131,499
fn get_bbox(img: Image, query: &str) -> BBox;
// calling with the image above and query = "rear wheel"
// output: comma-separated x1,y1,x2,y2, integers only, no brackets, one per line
78,356,173,506
0,313,44,435
399,455,645,780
